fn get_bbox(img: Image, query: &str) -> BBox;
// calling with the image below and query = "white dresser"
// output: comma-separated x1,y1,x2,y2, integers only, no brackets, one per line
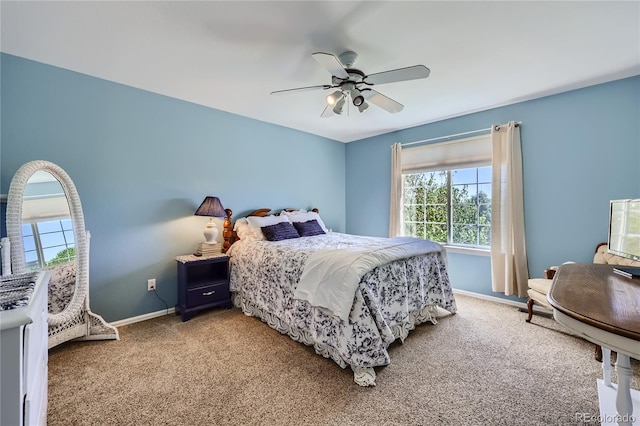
1,271,50,426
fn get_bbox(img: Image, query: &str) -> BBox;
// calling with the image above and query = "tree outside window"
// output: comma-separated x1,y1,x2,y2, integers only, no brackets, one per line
403,166,491,248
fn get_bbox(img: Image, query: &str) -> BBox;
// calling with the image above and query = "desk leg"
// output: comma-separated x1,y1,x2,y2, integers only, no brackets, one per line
602,348,612,386
615,354,633,426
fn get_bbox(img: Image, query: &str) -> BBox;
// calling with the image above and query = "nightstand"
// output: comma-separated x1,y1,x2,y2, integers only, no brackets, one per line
174,253,232,322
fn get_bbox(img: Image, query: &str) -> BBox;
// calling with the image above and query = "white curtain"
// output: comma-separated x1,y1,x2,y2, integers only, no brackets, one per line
389,143,403,237
490,121,529,297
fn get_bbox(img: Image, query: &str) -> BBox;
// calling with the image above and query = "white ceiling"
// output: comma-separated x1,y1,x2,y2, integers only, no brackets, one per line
1,1,639,143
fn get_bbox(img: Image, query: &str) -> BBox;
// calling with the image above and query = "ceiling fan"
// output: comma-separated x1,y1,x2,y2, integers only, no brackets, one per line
270,50,430,117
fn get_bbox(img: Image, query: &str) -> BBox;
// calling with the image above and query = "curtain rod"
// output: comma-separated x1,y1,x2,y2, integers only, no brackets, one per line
399,121,521,148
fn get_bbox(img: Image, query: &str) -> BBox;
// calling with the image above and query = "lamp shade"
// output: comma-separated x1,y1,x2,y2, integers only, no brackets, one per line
194,196,226,218
333,95,346,115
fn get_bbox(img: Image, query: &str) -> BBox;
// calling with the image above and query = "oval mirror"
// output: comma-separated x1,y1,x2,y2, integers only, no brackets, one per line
6,161,118,348
7,161,88,326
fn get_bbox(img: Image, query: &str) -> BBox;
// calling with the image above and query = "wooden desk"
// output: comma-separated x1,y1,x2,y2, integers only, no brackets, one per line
548,263,640,426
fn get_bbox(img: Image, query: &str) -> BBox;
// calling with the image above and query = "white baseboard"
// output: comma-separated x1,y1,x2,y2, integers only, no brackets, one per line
452,288,551,314
111,307,176,328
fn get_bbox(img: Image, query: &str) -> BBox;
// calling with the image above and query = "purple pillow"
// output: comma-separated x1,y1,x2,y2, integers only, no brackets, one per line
292,219,326,237
261,221,300,241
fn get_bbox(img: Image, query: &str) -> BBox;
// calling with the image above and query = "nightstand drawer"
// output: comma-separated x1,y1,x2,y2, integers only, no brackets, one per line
186,283,228,308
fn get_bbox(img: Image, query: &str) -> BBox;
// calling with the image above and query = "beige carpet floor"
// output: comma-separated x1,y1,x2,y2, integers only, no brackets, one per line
48,293,639,425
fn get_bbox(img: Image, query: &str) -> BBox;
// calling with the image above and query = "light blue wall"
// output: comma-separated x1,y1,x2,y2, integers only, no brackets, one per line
2,53,638,318
346,76,640,301
1,54,346,322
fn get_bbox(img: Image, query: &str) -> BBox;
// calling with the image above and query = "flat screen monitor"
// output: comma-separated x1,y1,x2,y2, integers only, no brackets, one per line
608,198,640,263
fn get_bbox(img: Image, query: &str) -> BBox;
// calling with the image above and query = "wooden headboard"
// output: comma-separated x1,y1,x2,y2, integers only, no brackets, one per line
222,208,319,253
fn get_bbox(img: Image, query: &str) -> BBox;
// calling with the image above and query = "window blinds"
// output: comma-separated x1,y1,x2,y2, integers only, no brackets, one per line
401,134,492,173
22,196,70,222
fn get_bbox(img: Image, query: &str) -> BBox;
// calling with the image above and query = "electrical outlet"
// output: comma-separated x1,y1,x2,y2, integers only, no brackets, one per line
147,278,156,291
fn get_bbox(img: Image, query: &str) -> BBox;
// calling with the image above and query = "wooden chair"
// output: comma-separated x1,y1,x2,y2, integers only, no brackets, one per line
526,264,606,360
526,242,640,362
525,266,558,322
525,242,639,361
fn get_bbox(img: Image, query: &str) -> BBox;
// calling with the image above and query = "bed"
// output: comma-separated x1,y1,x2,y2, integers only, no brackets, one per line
225,208,457,386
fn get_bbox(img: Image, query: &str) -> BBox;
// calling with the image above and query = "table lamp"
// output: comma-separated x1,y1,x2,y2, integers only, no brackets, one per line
194,196,226,244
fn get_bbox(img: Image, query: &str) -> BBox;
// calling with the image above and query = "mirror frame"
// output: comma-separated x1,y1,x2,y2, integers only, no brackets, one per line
6,160,88,326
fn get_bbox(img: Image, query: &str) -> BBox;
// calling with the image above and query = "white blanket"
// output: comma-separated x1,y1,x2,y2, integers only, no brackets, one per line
293,237,443,321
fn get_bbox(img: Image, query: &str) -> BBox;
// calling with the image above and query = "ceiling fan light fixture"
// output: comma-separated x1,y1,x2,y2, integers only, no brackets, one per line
272,51,429,118
350,87,364,107
326,90,343,107
333,96,346,115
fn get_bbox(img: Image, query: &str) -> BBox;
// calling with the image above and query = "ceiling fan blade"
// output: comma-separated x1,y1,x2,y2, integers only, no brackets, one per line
270,84,332,95
364,65,430,85
312,52,349,79
320,105,335,118
362,89,404,113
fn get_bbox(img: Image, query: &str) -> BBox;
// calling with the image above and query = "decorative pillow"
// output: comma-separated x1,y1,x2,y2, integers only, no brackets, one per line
284,211,329,233
45,261,76,314
246,215,291,240
293,219,326,237
260,221,300,242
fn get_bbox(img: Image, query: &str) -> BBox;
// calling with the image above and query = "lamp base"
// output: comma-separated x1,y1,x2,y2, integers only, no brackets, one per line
203,219,219,244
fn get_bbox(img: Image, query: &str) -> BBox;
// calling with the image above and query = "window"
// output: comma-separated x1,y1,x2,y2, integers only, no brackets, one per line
399,134,492,250
22,219,75,269
402,166,491,248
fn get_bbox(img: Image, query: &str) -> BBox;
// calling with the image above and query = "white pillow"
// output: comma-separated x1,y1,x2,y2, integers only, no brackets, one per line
279,209,307,216
232,217,258,241
246,215,291,241
284,211,329,233
233,217,249,231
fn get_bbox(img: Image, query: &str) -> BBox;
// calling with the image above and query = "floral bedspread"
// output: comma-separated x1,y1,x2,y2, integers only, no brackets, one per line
227,232,457,371
45,261,76,314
